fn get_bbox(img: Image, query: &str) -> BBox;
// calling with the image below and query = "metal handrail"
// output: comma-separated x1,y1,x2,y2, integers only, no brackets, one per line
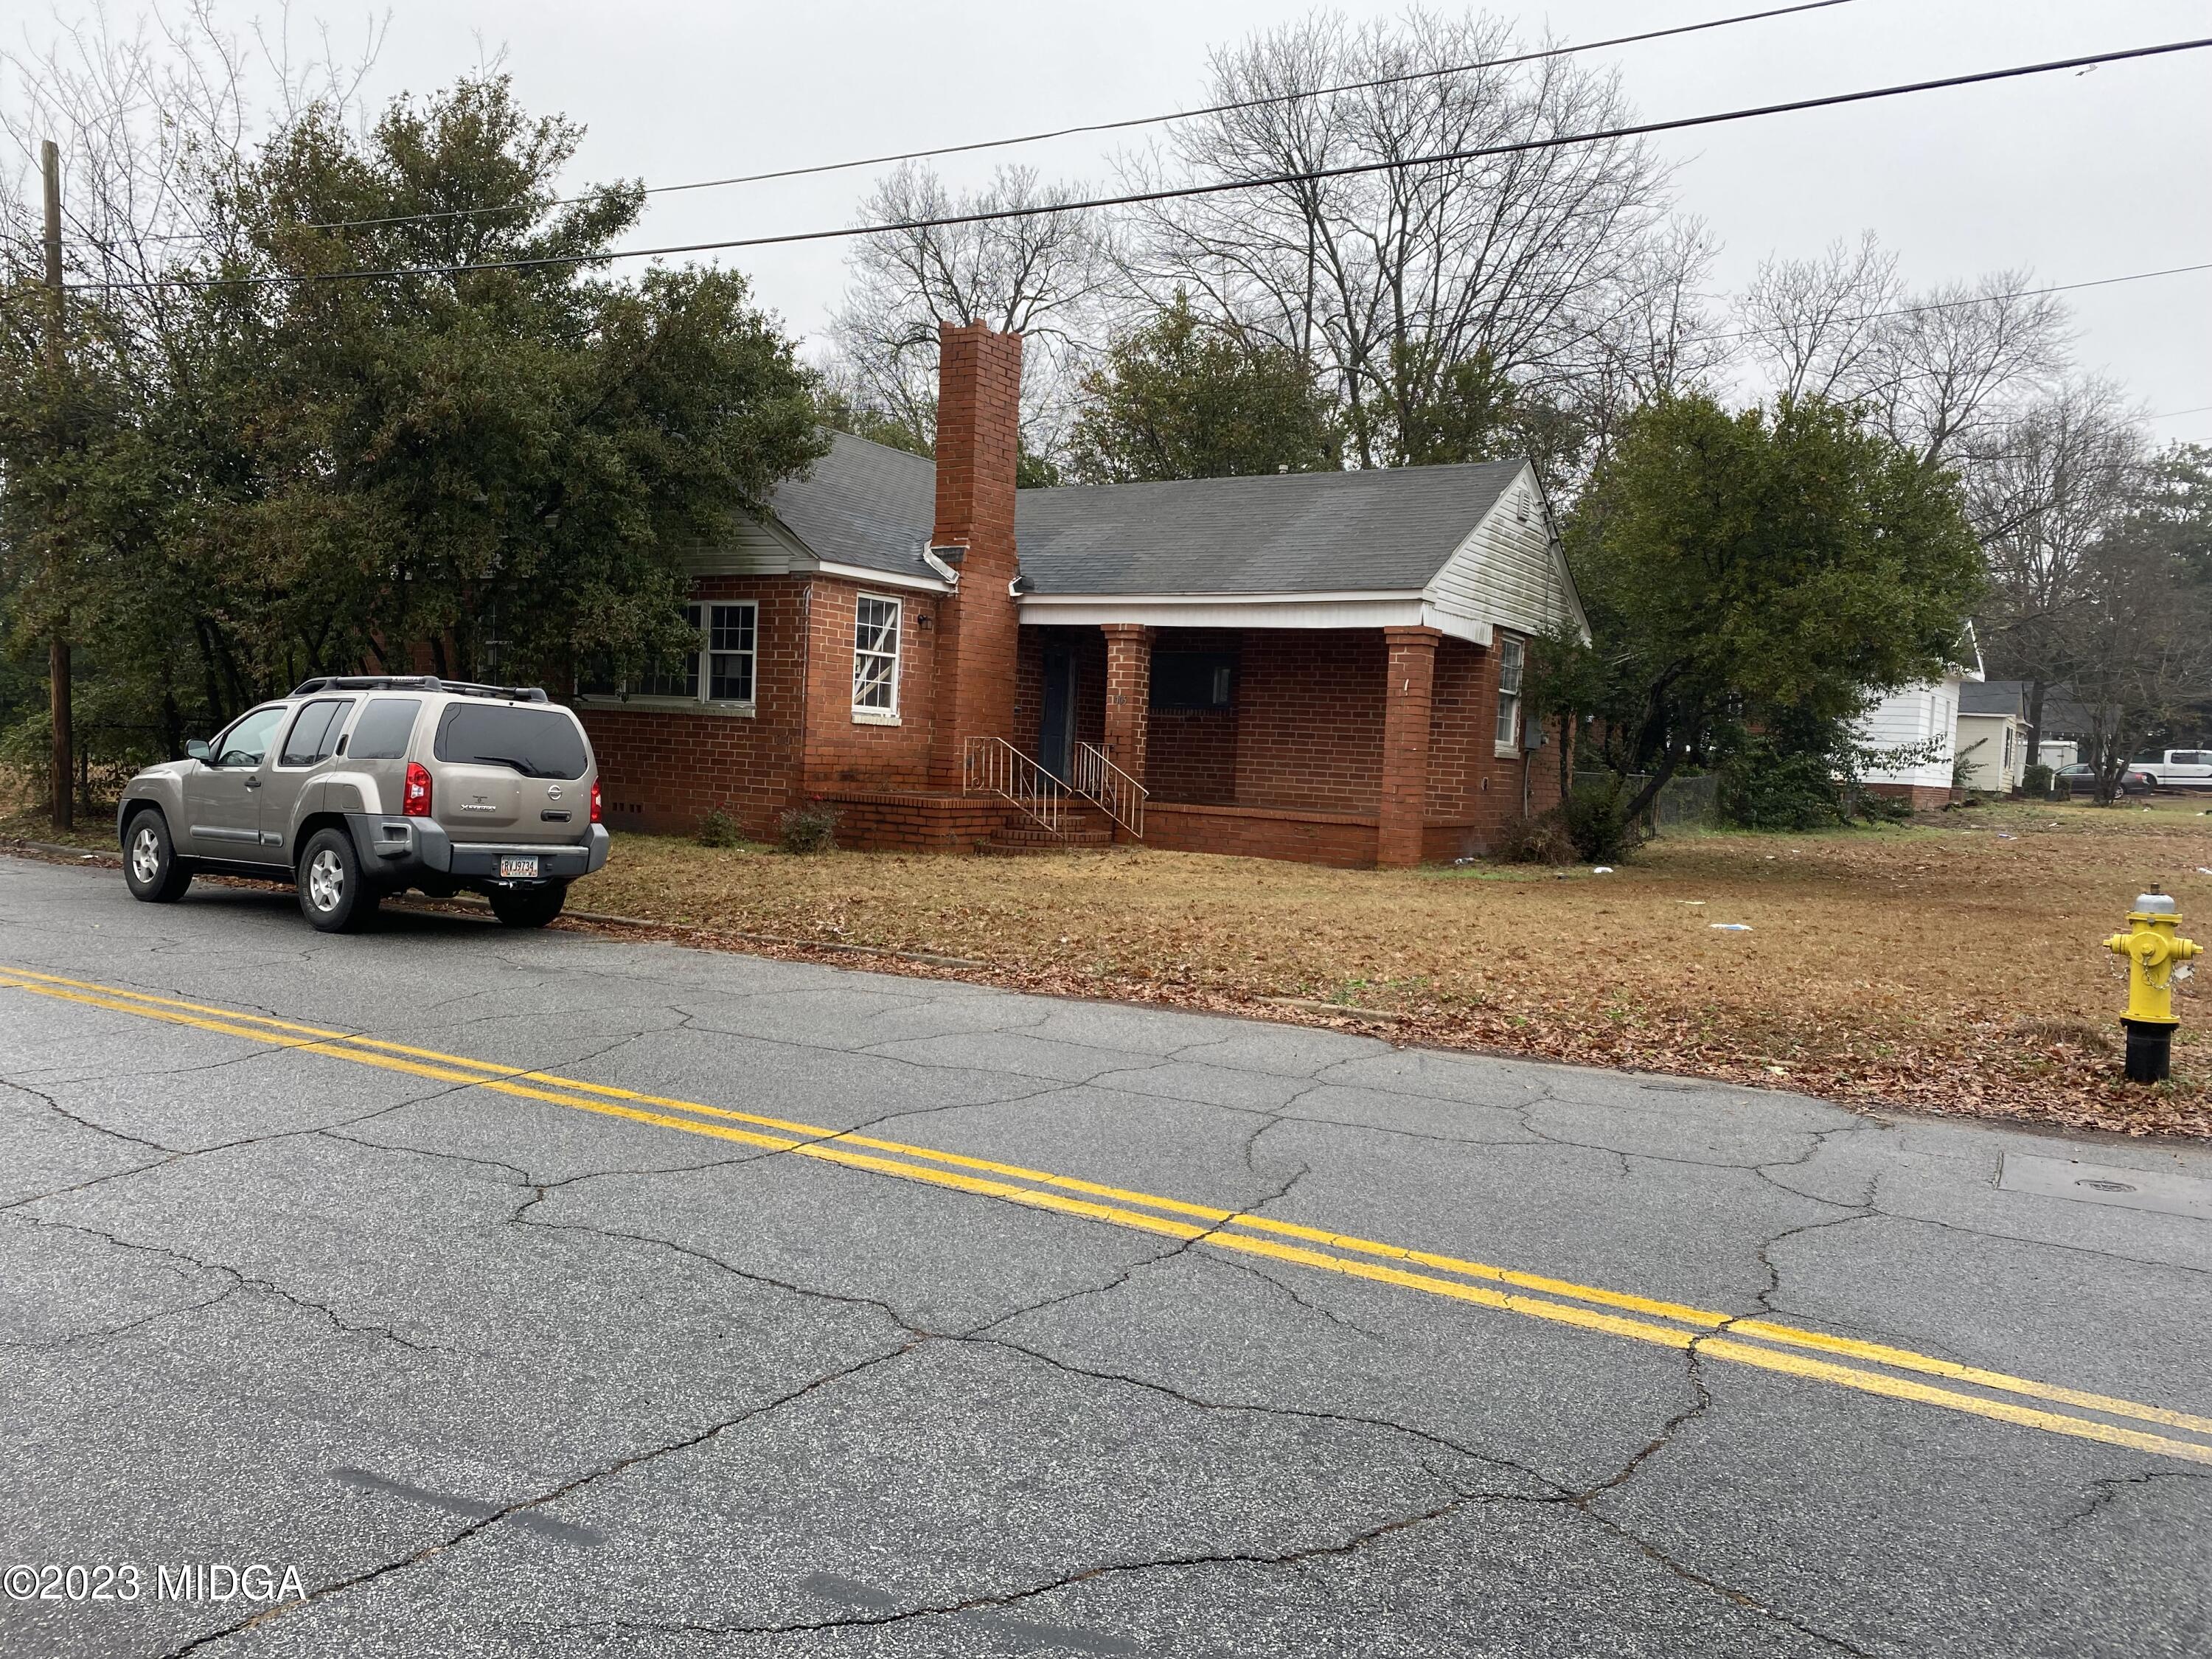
963,734,1065,832
1074,742,1147,841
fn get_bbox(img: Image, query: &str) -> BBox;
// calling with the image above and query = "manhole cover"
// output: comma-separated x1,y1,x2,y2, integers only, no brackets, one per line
1998,1153,2212,1220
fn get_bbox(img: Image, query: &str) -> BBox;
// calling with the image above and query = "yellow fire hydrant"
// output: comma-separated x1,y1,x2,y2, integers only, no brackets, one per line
2104,891,2202,1082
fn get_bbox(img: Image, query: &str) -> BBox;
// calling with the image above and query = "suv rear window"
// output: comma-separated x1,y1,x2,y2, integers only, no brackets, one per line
434,704,589,780
349,698,423,760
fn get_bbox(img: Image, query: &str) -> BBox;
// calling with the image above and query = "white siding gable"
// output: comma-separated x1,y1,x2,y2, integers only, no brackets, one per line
1421,464,1590,644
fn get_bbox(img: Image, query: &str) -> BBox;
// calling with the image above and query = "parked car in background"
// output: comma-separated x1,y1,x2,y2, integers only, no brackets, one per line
2129,750,2212,790
2056,763,2155,797
115,677,608,933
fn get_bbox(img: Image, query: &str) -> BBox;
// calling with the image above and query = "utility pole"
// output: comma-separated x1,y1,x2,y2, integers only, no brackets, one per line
41,139,72,832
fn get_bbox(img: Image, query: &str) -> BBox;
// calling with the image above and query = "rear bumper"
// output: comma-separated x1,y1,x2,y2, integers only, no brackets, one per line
345,815,608,881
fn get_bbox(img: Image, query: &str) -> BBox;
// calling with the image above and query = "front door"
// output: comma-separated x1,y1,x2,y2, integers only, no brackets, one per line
183,704,287,860
1039,651,1076,782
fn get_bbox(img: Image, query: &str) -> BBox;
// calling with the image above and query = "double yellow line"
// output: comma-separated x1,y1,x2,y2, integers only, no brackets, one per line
6,961,2211,1468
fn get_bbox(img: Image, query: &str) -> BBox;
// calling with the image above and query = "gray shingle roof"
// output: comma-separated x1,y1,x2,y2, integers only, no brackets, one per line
1015,460,1526,595
762,434,1531,597
767,431,936,580
1959,678,2031,717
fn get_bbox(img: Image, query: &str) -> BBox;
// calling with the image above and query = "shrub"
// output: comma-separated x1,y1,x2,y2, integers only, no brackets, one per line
2023,762,2053,800
1495,811,1576,865
1562,782,1632,862
1498,782,1632,866
697,808,745,849
777,803,841,854
1719,741,1846,831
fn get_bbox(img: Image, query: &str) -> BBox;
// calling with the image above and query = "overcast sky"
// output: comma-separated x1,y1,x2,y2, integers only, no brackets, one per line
26,0,2212,441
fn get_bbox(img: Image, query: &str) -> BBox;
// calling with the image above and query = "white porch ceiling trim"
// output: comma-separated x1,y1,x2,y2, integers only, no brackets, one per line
1018,591,1492,645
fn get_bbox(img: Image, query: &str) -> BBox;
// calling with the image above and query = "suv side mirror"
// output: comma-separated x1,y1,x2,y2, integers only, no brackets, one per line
186,740,212,762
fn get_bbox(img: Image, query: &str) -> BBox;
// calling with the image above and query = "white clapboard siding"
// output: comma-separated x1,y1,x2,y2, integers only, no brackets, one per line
1424,465,1590,642
1857,677,1960,788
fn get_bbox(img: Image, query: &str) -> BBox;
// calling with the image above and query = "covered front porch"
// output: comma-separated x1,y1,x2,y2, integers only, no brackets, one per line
1013,620,1539,869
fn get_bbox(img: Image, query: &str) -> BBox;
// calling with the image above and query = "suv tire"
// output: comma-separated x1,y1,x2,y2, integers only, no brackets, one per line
489,883,566,928
298,828,380,933
123,810,193,903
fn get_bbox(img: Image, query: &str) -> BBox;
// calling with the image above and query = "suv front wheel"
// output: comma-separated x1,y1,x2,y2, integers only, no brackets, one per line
298,828,380,933
488,883,567,929
123,810,193,903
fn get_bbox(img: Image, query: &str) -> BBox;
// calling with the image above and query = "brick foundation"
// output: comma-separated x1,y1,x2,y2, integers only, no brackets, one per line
813,789,1010,852
1865,782,1958,811
1145,801,1379,868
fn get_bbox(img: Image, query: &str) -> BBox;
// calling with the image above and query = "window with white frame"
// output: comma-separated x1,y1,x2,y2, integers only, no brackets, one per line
1495,635,1526,751
852,595,901,715
580,600,756,706
707,603,756,702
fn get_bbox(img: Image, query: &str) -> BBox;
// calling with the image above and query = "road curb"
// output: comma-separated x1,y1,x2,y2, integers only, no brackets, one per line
386,891,987,970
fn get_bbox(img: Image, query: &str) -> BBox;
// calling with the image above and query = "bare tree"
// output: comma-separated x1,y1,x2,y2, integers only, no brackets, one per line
2062,524,2212,804
826,161,1115,460
1966,377,2146,761
1113,10,1680,471
1738,232,1900,403
1553,214,1732,475
1736,232,2072,465
0,0,386,319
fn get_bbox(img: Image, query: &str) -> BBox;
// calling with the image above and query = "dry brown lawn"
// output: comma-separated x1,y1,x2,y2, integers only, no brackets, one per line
573,798,2212,1138
13,790,2212,1136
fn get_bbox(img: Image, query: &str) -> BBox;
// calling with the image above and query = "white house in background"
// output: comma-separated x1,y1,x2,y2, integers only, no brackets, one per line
1857,632,1982,810
1955,680,2031,793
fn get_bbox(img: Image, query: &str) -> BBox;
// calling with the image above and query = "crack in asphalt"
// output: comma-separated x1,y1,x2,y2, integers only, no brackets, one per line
2059,1467,2211,1530
157,1342,922,1659
0,1077,179,1154
12,1214,442,1354
562,1490,1484,1646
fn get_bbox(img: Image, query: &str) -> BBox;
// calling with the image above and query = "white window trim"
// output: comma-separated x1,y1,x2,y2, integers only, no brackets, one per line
1494,635,1526,757
852,592,903,726
574,599,759,715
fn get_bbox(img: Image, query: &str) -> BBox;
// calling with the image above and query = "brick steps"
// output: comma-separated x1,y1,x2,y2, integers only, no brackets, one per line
976,810,1113,855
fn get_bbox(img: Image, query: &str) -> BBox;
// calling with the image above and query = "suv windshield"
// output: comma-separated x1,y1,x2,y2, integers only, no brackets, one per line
434,703,588,780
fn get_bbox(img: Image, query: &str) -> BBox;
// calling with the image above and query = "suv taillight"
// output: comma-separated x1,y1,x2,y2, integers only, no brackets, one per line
590,779,602,824
403,762,433,817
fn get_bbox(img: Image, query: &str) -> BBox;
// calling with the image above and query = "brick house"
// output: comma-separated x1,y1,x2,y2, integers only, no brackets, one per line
575,322,1587,869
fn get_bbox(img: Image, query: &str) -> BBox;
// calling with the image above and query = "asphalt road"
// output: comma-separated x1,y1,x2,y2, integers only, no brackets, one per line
1,852,2209,1659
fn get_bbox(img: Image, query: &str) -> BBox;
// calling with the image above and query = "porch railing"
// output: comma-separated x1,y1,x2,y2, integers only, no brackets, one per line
1074,742,1147,841
963,734,1065,832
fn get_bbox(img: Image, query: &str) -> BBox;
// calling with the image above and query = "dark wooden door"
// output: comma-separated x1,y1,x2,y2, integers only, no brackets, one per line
1039,651,1076,782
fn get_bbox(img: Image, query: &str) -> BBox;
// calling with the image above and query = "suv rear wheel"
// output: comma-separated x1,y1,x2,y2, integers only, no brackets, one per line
488,883,566,929
298,828,380,933
123,810,192,903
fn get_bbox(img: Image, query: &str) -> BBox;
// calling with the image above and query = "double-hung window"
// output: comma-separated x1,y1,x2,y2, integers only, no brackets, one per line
707,603,756,703
1495,635,1526,753
852,595,901,719
584,601,757,708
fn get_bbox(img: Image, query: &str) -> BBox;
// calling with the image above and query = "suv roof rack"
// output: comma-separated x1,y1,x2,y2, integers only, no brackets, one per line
286,675,551,704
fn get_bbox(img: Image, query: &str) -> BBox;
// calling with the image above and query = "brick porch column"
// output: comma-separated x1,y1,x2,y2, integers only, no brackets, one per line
1378,626,1441,869
1099,624,1153,788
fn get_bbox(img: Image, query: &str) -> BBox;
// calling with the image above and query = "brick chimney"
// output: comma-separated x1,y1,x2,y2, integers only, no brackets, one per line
926,320,1025,789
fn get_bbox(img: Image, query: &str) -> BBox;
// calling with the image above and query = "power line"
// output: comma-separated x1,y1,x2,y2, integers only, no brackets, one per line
285,0,1860,237
62,33,2212,295
1682,260,2212,349
2144,403,2212,422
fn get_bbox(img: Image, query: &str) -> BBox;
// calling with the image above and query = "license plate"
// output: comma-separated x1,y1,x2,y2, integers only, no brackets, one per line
498,856,540,879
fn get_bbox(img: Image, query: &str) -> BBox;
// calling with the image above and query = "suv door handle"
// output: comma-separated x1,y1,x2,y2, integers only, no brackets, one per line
243,777,262,789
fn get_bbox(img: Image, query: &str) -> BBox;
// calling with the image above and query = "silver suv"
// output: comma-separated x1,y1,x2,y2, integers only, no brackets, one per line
115,677,610,933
